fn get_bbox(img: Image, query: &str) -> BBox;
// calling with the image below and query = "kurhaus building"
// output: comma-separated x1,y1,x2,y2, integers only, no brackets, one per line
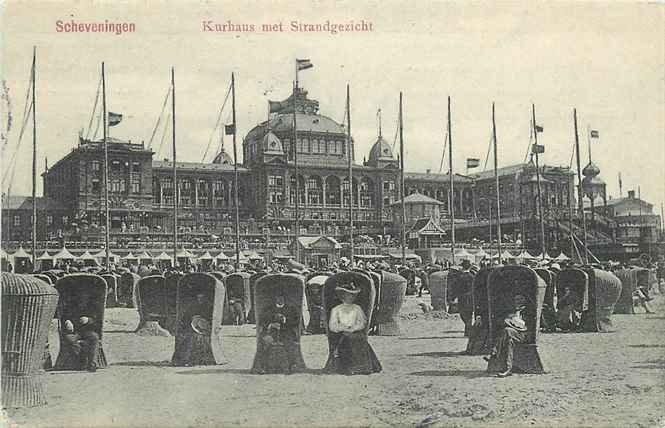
2,86,578,251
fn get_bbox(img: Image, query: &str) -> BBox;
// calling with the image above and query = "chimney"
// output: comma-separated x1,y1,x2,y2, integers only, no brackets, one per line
628,190,635,199
426,169,431,174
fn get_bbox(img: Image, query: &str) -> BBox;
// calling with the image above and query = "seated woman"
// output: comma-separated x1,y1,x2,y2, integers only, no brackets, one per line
176,292,215,366
556,286,581,331
255,295,301,374
486,294,528,378
328,282,382,375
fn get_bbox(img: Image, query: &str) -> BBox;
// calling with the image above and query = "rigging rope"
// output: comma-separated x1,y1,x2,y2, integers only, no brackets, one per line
84,75,102,141
482,131,493,172
390,114,399,152
438,124,448,173
523,119,534,162
2,65,33,158
148,86,172,149
91,103,102,141
2,97,33,189
156,112,171,159
203,81,233,162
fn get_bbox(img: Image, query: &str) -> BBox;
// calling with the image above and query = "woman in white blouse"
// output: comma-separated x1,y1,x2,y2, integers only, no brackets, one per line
328,281,382,375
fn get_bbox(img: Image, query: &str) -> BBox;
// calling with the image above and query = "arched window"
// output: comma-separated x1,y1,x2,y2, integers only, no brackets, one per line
325,176,341,206
307,175,323,205
342,178,359,207
360,177,374,208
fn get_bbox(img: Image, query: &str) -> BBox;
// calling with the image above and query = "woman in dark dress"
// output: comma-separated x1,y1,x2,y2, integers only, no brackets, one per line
328,282,381,375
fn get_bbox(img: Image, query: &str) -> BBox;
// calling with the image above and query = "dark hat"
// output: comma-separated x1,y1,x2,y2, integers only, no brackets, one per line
460,259,472,269
335,281,361,296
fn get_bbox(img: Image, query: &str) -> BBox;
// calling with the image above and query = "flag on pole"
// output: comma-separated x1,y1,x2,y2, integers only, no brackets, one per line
224,124,235,135
590,130,599,138
466,158,480,169
531,144,545,154
269,100,282,113
108,112,123,127
534,125,544,133
296,59,313,71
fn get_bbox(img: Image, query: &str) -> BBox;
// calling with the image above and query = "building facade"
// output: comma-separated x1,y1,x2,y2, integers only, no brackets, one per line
3,84,595,256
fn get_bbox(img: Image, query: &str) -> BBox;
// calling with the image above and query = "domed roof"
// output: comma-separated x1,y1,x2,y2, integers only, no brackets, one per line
262,131,283,154
582,161,600,177
368,136,394,162
212,149,233,165
245,113,345,141
582,175,606,186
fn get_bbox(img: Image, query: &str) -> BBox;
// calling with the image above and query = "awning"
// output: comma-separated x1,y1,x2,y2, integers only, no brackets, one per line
501,250,515,260
37,251,53,260
215,252,229,261
53,247,77,260
123,252,138,260
79,251,98,261
516,250,535,260
387,249,422,263
176,248,196,259
474,248,489,260
92,250,120,260
137,251,153,260
197,251,214,261
242,250,263,260
454,248,475,261
11,246,31,259
154,252,173,261
554,252,570,261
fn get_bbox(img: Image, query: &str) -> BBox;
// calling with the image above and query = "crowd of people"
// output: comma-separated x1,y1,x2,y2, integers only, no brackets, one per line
7,251,664,379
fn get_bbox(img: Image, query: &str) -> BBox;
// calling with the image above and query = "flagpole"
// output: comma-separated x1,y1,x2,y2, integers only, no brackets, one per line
292,80,300,262
448,96,455,266
347,84,354,267
31,47,37,269
587,125,592,164
532,104,546,261
492,102,502,263
399,92,406,267
171,67,178,266
573,108,588,263
232,72,240,270
102,62,111,271
619,173,623,197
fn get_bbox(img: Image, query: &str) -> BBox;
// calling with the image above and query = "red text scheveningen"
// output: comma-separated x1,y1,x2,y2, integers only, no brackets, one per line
56,20,136,35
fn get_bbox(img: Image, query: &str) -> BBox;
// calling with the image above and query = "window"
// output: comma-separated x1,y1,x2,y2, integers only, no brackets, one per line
92,179,101,193
268,175,283,187
298,138,308,153
62,216,69,226
269,191,283,204
111,178,126,193
111,160,125,171
47,215,53,226
180,179,191,191
91,161,101,172
13,216,20,226
130,174,141,194
383,181,395,192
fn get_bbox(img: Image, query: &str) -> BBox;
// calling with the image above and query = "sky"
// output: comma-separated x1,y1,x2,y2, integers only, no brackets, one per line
1,0,664,214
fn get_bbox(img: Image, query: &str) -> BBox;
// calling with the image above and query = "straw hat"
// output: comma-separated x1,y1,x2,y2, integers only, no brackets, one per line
335,281,361,297
191,315,211,335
